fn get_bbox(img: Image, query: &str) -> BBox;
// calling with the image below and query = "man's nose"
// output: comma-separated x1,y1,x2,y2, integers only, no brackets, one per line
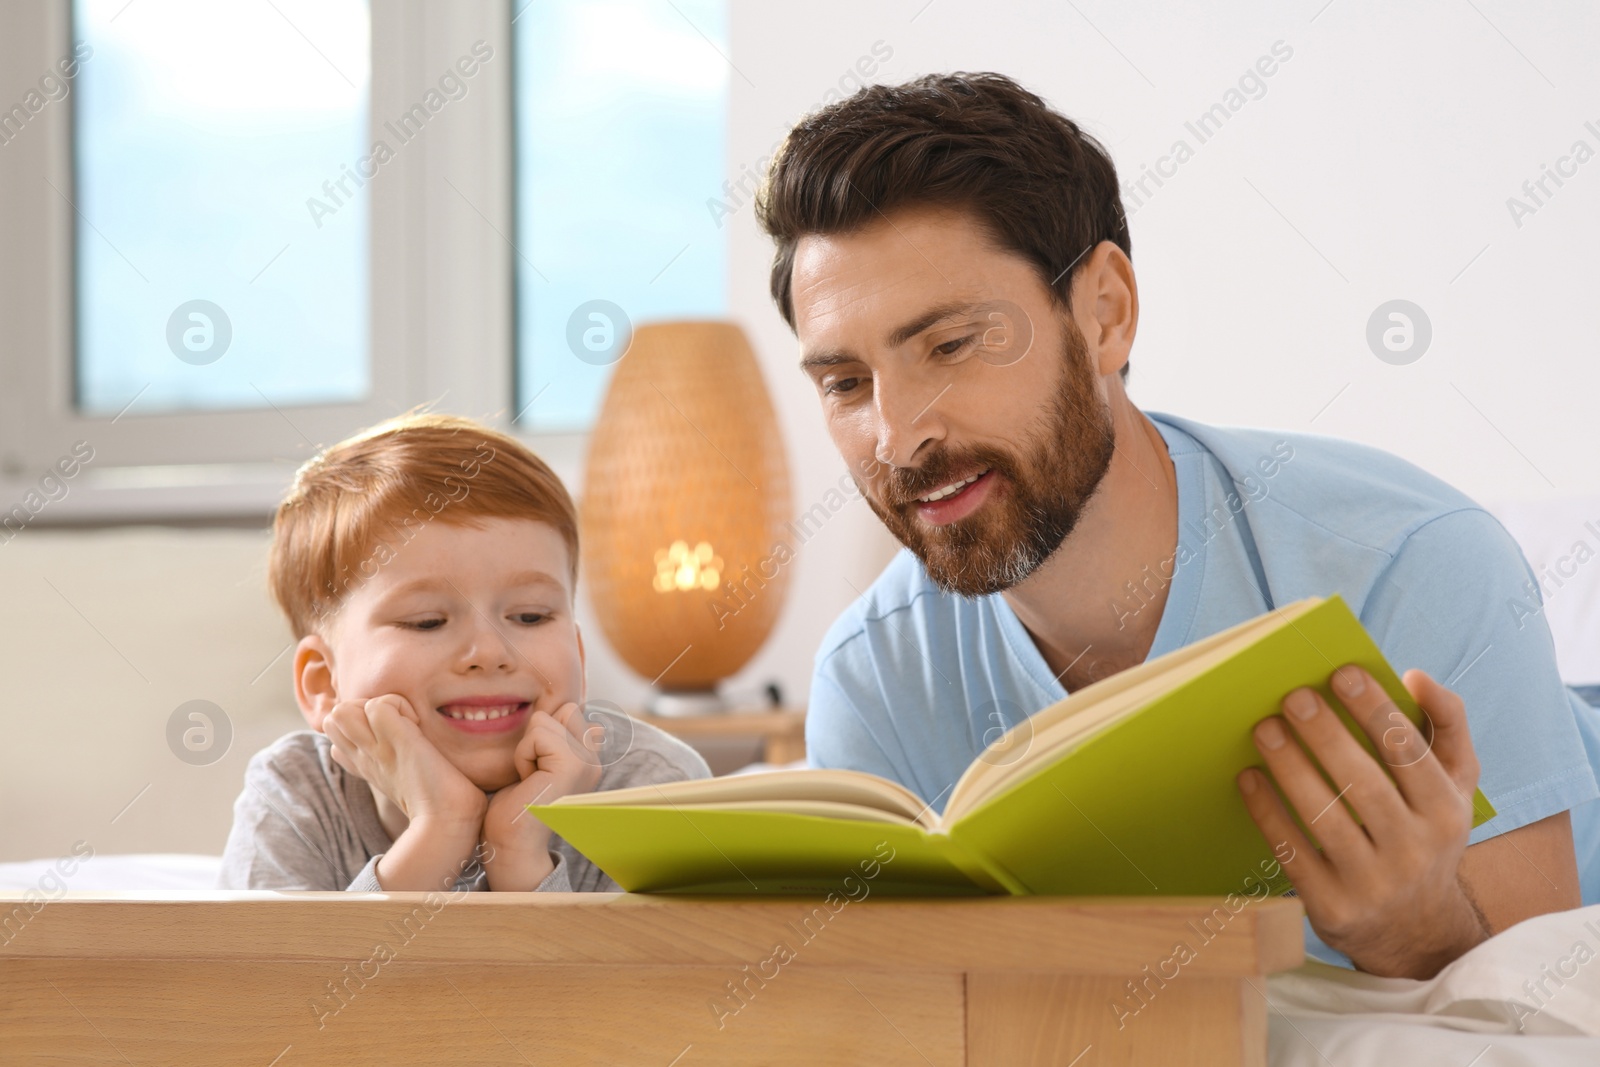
872,373,946,467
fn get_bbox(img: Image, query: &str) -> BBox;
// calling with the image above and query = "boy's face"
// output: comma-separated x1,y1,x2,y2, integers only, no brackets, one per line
296,516,585,793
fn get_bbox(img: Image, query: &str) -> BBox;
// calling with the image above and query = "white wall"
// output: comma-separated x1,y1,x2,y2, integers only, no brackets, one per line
0,528,301,862
694,0,1600,707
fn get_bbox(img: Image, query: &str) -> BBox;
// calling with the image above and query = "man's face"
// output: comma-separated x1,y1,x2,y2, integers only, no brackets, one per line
307,517,586,792
792,205,1117,597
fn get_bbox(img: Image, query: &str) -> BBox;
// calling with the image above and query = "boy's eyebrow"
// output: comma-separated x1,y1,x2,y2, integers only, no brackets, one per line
377,571,568,599
502,569,568,593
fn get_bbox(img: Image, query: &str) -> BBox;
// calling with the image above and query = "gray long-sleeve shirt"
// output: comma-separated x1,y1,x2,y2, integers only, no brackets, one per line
216,707,709,892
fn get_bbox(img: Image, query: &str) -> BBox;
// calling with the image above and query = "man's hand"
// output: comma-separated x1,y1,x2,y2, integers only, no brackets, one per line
321,694,488,890
482,702,606,891
1236,664,1488,979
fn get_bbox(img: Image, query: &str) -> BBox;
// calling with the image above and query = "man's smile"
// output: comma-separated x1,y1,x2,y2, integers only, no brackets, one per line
912,468,998,526
916,467,990,503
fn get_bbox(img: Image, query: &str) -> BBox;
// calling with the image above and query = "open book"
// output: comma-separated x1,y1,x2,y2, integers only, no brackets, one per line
531,595,1497,896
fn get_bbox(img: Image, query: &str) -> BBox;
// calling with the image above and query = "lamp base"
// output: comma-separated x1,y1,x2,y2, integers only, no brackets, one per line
647,688,727,718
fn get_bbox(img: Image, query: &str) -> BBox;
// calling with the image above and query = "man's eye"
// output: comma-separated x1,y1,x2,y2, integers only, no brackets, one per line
825,376,862,396
933,335,974,359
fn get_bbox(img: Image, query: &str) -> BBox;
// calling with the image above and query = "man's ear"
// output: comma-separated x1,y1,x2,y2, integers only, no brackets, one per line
1074,240,1138,379
294,634,338,731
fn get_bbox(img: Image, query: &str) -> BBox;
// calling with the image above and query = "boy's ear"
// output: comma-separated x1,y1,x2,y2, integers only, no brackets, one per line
294,634,339,731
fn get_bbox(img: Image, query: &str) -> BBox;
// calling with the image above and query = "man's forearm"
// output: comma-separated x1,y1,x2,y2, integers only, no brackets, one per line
1460,811,1582,933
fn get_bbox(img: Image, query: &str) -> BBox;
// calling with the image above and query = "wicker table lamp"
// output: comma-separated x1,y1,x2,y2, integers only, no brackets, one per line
580,321,793,715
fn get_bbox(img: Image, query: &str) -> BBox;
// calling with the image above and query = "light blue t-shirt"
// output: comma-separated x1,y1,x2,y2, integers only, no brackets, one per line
808,410,1600,966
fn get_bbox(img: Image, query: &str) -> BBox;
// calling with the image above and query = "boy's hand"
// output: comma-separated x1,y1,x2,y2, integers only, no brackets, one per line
322,694,488,828
482,702,606,890
322,694,489,890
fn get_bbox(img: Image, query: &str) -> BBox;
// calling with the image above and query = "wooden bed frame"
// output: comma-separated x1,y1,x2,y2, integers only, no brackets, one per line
1,892,1304,1065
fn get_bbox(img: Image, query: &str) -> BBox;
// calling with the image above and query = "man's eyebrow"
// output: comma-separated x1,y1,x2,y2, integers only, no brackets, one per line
885,301,982,348
799,350,858,373
800,300,984,372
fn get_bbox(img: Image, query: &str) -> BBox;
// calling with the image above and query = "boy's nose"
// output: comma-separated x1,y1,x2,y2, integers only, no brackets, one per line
460,617,518,672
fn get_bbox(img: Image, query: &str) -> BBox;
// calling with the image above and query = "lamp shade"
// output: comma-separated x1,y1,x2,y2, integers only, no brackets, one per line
580,321,793,691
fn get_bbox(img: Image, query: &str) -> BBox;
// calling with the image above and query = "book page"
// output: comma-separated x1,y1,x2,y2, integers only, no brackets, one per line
633,799,926,826
551,768,943,828
946,598,1322,818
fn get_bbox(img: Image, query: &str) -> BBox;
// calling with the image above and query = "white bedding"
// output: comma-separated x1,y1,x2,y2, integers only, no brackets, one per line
1268,904,1600,1063
0,852,222,891
6,854,1600,1061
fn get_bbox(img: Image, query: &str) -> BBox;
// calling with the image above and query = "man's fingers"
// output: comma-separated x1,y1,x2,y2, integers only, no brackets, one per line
1236,767,1332,896
1401,668,1482,800
1336,664,1475,818
1251,715,1373,862
1276,684,1410,845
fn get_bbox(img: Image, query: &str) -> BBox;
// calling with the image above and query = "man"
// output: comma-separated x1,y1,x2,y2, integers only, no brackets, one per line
756,72,1600,979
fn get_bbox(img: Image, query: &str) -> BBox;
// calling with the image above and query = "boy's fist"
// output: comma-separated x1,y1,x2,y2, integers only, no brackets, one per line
321,694,487,829
481,702,606,890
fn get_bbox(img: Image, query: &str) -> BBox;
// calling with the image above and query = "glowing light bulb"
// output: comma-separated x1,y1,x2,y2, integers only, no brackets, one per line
653,539,724,593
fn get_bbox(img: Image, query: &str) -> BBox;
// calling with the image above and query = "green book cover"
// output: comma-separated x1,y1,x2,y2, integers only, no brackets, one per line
531,595,1496,896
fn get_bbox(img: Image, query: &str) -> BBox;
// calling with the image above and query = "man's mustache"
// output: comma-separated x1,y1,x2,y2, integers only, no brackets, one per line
877,447,1018,508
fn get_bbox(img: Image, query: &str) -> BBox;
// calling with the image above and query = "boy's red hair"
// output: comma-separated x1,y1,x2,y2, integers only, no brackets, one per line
268,412,578,638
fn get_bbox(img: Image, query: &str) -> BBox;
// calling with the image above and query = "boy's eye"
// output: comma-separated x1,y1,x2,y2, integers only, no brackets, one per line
511,612,549,625
399,617,445,631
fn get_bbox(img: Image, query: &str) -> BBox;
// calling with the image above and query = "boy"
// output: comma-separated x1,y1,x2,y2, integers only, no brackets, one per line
218,413,710,891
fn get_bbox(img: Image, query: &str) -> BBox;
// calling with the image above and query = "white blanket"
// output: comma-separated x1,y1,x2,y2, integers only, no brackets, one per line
1268,905,1600,1063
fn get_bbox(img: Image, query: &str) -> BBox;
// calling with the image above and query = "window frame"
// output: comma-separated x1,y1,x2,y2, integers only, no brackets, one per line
0,0,517,522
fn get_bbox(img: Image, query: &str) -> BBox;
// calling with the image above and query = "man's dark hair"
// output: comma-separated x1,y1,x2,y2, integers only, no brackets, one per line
756,71,1132,382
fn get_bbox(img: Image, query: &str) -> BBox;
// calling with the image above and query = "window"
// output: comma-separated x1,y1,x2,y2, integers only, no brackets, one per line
512,0,729,432
73,0,370,416
2,2,508,513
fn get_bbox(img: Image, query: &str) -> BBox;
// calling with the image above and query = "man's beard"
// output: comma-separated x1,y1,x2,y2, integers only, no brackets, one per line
859,323,1116,598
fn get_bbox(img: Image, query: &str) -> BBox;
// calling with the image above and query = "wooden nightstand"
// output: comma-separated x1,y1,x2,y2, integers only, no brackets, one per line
630,707,806,766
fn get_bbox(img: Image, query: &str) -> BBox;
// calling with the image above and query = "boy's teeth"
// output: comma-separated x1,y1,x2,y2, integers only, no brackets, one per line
443,704,520,721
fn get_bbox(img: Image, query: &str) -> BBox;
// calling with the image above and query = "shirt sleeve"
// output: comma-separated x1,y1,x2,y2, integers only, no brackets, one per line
216,741,364,891
1359,507,1600,844
532,851,573,892
346,856,384,892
